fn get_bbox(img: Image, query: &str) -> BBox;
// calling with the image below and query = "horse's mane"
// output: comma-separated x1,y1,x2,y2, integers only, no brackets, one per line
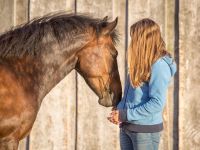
0,12,118,58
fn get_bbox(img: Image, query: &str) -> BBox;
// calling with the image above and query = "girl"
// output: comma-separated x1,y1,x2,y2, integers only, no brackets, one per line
107,18,176,150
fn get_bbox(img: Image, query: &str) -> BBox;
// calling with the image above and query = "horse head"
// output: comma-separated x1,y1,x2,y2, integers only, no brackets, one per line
75,17,122,107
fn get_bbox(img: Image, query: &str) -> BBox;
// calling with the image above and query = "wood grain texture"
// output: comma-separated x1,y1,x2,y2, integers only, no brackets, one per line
29,1,77,150
179,0,200,149
14,0,28,25
0,0,14,32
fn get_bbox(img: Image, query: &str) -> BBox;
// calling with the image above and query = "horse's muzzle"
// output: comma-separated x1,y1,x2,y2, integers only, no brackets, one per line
98,91,115,107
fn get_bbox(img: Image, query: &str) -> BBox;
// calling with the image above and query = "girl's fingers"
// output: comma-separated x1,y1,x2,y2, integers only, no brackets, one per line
111,110,117,116
107,116,115,122
107,115,119,125
107,110,120,125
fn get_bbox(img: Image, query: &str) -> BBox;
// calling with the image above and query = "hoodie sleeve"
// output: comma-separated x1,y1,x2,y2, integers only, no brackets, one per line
125,59,173,121
117,76,130,110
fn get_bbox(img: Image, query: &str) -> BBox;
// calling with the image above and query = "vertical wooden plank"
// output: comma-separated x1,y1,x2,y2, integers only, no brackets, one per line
29,0,72,18
165,0,178,150
29,1,77,150
14,0,28,25
179,0,200,149
76,0,124,149
0,0,14,32
149,1,178,149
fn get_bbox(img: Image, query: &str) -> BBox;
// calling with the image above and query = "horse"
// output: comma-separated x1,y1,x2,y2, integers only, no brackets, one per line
0,13,122,150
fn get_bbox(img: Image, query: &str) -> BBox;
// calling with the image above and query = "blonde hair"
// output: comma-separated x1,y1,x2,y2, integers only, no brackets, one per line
128,18,170,87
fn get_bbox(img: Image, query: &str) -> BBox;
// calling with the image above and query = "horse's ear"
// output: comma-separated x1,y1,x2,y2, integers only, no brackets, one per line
103,16,108,22
99,17,118,35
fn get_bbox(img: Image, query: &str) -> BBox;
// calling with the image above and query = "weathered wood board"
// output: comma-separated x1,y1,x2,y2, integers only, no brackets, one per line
179,0,200,149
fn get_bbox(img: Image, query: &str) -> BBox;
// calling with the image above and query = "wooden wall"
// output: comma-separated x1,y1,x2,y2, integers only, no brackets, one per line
0,0,199,150
179,0,200,149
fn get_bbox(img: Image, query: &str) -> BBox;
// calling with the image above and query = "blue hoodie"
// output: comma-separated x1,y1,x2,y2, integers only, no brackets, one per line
117,55,176,132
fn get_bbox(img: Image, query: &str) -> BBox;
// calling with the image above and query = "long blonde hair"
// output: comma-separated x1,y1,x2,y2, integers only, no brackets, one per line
128,18,170,87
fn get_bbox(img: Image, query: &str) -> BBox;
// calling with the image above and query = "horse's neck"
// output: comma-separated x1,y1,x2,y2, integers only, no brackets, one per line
35,32,91,105
37,52,78,105
7,47,79,107
28,32,91,106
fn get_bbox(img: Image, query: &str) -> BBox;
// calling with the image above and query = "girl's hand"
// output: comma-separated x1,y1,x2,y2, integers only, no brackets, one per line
107,108,121,125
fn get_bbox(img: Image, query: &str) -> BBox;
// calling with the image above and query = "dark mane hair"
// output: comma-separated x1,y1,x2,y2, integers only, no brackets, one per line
0,12,118,58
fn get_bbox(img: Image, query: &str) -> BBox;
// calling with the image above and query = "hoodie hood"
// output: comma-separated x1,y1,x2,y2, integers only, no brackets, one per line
162,55,177,76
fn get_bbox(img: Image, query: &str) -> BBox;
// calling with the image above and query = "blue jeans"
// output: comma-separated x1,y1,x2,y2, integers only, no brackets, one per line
120,128,161,150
